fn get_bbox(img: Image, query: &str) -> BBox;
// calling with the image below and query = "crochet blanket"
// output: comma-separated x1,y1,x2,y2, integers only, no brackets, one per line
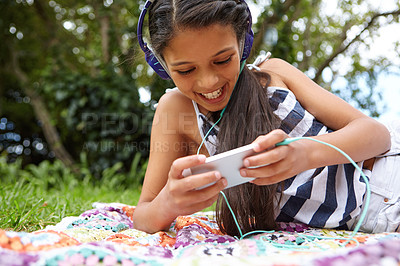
1,203,400,265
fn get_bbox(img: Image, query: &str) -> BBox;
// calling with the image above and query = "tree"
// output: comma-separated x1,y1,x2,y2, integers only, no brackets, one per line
0,0,152,177
249,0,400,116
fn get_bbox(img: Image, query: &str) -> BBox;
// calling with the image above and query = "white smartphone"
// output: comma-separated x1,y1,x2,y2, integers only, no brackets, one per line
182,144,258,190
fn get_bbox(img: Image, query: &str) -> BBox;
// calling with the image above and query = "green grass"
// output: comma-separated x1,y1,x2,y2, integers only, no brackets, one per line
0,156,142,232
0,155,216,233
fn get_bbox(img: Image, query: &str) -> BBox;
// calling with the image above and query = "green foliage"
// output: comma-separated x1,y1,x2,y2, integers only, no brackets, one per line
40,64,153,176
252,0,400,116
0,155,144,232
0,0,154,177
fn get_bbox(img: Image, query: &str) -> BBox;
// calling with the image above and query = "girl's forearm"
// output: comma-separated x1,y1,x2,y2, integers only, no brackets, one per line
303,117,391,169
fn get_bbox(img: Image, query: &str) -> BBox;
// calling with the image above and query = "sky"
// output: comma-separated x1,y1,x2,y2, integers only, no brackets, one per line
375,73,400,123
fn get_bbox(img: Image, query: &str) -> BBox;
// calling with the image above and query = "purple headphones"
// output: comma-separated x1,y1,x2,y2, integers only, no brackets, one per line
137,0,254,80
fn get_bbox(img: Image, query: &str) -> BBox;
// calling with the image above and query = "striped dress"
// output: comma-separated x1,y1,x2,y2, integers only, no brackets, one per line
192,86,368,230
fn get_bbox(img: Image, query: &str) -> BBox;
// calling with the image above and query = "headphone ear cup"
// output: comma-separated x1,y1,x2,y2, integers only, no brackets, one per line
240,0,254,62
241,30,254,62
138,0,171,80
145,51,171,80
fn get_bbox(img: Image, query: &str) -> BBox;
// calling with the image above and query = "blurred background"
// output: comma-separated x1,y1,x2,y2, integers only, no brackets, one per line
1,0,399,184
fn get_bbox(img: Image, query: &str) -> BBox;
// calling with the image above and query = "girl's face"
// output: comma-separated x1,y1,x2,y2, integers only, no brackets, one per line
163,24,241,113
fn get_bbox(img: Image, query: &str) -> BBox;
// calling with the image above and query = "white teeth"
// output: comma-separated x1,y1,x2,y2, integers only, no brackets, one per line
200,87,223,99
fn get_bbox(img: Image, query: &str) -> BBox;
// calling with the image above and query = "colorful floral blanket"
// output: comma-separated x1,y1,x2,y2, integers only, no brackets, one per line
1,202,400,265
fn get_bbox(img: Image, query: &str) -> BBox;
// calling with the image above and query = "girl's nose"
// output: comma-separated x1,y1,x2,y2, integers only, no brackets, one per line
196,70,219,89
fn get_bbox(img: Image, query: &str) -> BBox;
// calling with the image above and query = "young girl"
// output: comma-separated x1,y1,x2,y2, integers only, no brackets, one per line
133,0,399,236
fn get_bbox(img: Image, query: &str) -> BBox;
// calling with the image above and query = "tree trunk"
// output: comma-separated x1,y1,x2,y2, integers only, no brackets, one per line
100,15,111,64
23,88,76,168
10,47,75,168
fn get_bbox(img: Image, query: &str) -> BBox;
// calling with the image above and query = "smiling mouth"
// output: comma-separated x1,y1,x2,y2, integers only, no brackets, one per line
200,87,223,100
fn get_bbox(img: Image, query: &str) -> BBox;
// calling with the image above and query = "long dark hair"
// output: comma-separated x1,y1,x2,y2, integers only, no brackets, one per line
148,0,280,237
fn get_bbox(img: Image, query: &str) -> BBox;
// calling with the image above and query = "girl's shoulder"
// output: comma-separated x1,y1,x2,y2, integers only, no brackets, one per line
156,88,199,137
257,58,289,89
258,57,292,72
158,88,194,114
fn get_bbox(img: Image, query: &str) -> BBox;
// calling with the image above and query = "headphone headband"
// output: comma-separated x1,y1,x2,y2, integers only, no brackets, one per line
137,0,254,80
137,0,171,79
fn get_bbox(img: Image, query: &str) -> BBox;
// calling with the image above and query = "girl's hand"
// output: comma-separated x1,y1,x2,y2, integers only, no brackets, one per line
161,155,227,217
240,129,309,185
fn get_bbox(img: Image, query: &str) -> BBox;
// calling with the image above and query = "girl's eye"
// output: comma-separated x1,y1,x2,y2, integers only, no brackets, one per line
177,68,195,75
215,56,232,65
175,56,231,75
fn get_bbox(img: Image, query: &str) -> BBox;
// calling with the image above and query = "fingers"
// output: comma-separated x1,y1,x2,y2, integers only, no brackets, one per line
243,144,287,168
241,163,288,185
241,129,296,185
169,154,206,179
242,144,297,182
190,178,227,203
250,177,281,186
168,174,227,214
165,155,229,217
252,129,288,152
179,170,227,191
175,192,220,216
